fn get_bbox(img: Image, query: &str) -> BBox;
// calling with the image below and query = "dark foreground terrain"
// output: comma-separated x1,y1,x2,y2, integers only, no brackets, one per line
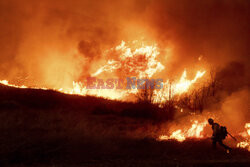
0,84,249,167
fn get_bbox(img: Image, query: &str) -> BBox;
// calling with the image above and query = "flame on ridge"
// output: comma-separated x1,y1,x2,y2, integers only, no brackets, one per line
0,41,206,102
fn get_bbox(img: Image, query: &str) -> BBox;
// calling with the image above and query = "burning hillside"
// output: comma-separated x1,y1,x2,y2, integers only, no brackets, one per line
0,82,250,167
0,40,206,101
0,76,249,153
0,0,249,166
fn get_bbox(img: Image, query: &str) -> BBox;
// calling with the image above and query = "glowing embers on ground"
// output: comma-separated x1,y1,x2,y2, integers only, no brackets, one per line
237,123,250,151
159,120,208,142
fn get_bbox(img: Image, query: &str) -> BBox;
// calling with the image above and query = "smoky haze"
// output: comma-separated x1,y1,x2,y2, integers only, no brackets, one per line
0,0,249,89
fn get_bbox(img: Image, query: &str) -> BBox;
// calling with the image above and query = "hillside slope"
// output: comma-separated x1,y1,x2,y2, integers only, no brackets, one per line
0,84,249,167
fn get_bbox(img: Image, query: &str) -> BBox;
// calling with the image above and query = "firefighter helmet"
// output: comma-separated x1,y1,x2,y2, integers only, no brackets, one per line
208,118,214,125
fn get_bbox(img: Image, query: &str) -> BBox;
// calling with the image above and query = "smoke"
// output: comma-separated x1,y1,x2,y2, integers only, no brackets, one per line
215,61,248,95
220,89,249,132
145,0,250,77
0,0,122,88
0,0,249,89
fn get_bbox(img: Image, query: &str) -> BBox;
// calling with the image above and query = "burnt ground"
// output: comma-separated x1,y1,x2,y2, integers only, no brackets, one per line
0,84,249,167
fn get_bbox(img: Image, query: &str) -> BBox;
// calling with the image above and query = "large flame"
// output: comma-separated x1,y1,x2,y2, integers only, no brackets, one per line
93,41,165,78
0,41,206,102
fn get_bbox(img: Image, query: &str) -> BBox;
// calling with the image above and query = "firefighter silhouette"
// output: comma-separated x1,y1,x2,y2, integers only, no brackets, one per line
208,118,232,152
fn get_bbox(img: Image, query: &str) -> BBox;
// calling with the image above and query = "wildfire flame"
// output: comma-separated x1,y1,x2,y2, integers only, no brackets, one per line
153,70,206,103
159,121,250,152
174,70,206,95
93,41,164,78
0,41,206,102
237,123,250,151
0,40,249,152
159,120,208,142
